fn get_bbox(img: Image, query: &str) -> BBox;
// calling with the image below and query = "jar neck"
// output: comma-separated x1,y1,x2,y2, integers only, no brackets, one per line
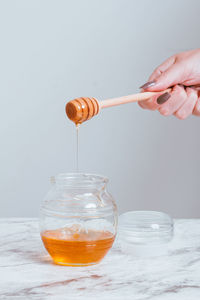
52,173,108,192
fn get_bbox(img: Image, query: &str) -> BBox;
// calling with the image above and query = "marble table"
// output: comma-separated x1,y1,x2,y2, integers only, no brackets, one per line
1,218,200,300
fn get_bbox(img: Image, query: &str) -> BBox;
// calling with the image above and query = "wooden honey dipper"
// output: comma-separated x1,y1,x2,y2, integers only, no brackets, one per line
65,89,171,124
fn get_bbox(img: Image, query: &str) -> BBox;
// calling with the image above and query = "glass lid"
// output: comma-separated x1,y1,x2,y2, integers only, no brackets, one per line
119,211,174,243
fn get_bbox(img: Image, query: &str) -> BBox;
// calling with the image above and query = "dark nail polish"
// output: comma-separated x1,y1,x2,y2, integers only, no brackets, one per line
157,92,171,104
140,80,156,90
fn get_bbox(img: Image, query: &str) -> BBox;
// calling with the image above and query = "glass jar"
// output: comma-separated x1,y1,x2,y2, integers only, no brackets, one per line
118,211,174,257
40,173,118,266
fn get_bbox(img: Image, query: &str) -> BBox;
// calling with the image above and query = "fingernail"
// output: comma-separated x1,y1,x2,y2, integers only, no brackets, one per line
140,80,156,90
159,108,169,116
157,92,171,104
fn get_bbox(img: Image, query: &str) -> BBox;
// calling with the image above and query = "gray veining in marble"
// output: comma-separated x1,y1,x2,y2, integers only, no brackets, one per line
0,218,200,299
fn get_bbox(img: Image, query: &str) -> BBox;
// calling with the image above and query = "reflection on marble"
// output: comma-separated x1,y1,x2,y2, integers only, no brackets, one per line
0,218,200,299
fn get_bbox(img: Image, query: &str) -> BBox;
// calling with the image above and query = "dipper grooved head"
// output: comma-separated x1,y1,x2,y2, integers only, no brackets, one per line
66,97,100,124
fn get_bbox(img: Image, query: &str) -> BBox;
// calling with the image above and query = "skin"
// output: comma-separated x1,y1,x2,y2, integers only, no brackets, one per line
139,49,200,119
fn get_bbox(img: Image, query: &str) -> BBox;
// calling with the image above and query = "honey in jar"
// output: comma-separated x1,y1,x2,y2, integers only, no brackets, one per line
39,173,118,267
41,226,115,266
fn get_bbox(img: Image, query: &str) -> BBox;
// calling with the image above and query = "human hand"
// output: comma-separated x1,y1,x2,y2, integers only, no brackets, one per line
139,49,200,119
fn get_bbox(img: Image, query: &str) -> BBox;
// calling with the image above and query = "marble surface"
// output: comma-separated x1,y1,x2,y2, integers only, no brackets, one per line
1,219,200,300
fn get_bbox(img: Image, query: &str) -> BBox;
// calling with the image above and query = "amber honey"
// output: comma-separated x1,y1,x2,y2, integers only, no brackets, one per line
41,226,115,266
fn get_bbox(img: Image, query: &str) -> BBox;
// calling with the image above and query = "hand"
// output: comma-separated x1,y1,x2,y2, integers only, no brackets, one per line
139,49,200,119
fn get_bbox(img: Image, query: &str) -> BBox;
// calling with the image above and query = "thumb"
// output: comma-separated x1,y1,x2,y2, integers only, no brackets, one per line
144,63,184,92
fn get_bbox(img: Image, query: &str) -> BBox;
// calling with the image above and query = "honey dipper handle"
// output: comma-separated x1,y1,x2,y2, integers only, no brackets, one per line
99,89,171,109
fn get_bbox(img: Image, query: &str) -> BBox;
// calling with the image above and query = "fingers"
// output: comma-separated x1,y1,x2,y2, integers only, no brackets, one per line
148,63,184,92
140,56,186,92
175,87,198,119
193,97,200,116
139,85,199,120
148,55,176,82
138,90,171,111
158,85,187,116
140,63,182,92
138,95,160,111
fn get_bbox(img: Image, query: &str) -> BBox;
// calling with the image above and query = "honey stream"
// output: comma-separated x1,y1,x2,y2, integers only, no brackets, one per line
76,124,79,172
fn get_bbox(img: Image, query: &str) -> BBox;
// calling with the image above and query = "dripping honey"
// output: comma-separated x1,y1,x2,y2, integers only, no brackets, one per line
76,124,79,172
41,227,115,266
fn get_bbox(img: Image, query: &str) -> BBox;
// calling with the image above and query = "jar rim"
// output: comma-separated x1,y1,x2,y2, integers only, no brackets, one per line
53,172,108,188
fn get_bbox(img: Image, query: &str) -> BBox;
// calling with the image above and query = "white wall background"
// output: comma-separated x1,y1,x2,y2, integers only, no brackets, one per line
1,0,200,218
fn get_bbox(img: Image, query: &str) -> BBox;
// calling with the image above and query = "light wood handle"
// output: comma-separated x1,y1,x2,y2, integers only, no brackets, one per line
99,88,171,109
